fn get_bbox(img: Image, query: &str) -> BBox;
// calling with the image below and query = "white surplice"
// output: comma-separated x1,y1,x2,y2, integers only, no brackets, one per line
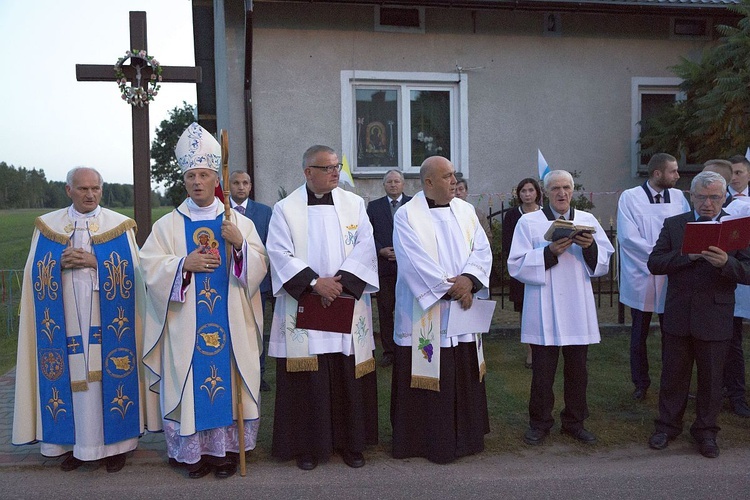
508,209,614,346
723,198,750,319
617,186,690,312
267,186,378,358
392,193,492,348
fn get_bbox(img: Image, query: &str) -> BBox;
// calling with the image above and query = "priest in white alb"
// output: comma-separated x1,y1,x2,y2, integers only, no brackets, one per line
509,169,614,446
267,145,379,471
391,156,492,464
13,167,151,473
140,122,267,480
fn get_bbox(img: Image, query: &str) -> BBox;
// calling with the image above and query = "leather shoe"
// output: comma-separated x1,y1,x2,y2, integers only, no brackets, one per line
260,379,271,392
698,438,720,458
632,388,647,401
731,399,750,418
60,453,84,472
523,427,549,445
379,354,393,368
341,450,365,468
214,461,237,479
105,453,127,473
561,427,597,444
296,454,318,471
648,431,671,450
187,459,213,479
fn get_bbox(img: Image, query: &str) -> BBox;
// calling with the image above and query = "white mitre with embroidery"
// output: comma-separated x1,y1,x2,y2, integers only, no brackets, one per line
175,122,221,173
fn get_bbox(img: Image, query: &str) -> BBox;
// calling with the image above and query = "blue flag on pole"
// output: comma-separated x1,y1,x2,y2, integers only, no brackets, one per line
538,149,551,180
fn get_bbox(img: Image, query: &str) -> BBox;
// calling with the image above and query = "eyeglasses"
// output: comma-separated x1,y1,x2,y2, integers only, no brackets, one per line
692,194,724,203
307,163,343,173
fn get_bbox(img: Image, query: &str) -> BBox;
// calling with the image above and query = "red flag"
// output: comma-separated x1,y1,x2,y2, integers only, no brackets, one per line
214,184,225,203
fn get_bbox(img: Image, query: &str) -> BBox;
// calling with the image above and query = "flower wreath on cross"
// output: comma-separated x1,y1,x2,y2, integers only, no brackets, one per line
114,49,163,107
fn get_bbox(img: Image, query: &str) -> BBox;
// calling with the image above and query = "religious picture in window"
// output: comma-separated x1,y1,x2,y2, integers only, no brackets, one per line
411,90,451,167
356,88,398,168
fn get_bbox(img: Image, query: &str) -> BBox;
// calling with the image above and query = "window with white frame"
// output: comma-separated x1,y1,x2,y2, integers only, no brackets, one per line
341,70,468,175
631,77,685,175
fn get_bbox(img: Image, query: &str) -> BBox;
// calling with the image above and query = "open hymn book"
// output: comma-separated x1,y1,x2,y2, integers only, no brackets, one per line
544,219,596,242
681,215,750,254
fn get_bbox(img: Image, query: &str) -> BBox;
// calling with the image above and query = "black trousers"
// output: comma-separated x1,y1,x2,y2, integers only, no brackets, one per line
630,309,664,390
656,332,729,440
375,274,397,356
722,316,746,402
529,344,589,432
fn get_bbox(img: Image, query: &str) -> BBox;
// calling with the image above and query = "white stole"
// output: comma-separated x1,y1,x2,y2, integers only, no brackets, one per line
404,193,485,392
281,186,375,378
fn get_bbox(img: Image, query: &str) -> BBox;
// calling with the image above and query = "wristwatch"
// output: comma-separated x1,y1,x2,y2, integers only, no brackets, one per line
310,278,318,289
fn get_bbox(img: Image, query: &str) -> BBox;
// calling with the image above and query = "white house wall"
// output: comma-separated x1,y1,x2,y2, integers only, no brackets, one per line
236,1,726,224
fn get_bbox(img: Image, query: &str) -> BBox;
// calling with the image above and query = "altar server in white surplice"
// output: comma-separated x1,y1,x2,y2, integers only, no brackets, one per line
140,123,267,480
509,169,614,447
267,145,379,471
13,167,151,474
618,153,689,402
391,156,491,464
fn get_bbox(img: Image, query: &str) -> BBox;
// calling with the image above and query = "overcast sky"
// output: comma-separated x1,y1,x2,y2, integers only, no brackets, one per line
0,0,197,185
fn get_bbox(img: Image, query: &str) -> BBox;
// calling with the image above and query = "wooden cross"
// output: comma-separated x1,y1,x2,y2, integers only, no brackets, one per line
76,11,202,246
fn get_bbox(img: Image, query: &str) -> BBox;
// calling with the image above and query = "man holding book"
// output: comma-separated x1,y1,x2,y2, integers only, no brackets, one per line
508,170,614,446
647,171,750,458
266,145,379,470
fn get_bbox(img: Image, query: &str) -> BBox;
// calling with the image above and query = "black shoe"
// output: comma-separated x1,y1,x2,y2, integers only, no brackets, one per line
379,354,393,368
105,453,127,473
60,453,84,472
296,454,318,471
632,388,647,401
187,459,213,479
260,379,271,392
523,427,549,445
648,431,671,450
214,461,237,479
731,399,750,418
341,450,365,468
561,427,597,444
698,438,720,458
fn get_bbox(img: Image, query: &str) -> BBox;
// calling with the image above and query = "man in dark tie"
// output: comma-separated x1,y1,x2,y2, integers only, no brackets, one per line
617,153,689,401
367,169,411,367
229,170,273,392
647,170,750,458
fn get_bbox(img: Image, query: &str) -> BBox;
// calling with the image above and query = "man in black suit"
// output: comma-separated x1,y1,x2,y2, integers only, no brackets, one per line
647,171,750,458
367,169,411,367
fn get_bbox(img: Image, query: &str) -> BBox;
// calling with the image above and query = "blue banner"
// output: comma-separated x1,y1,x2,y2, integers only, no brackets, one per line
184,215,234,432
96,233,140,444
33,236,75,445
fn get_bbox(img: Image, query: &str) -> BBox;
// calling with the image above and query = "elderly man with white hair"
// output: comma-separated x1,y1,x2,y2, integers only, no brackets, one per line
647,170,750,458
140,122,267,479
508,169,614,447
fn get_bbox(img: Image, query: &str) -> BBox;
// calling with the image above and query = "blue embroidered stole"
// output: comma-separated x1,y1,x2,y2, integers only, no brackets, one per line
95,233,140,444
183,215,234,432
33,235,75,444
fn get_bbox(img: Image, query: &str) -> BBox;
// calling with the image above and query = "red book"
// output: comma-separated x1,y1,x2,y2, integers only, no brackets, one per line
295,293,356,333
681,215,750,254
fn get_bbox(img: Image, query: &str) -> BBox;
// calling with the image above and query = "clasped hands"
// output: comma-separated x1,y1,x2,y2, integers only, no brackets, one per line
549,232,594,256
313,275,343,308
61,245,97,270
447,275,474,310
